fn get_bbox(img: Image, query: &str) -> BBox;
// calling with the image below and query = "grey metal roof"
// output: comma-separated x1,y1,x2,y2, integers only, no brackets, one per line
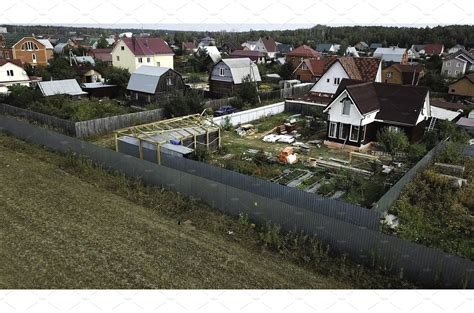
54,43,68,54
221,58,261,84
75,56,95,66
127,66,170,94
37,39,53,49
373,47,406,62
38,79,88,96
161,143,194,155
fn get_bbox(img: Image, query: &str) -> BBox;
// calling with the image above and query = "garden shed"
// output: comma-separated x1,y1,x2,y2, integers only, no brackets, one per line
114,114,221,164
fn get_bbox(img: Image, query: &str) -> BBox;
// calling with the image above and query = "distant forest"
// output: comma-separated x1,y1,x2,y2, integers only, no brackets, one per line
3,24,474,49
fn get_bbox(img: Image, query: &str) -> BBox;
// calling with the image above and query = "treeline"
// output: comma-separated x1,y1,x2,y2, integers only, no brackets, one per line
3,24,474,49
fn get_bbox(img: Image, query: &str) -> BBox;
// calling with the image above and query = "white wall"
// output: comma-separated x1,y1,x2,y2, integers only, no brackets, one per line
112,39,174,72
213,102,285,126
0,62,30,93
416,93,431,124
310,61,348,95
326,91,365,126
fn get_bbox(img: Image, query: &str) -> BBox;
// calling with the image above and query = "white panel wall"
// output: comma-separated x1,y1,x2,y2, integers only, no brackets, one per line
309,62,348,94
213,102,285,126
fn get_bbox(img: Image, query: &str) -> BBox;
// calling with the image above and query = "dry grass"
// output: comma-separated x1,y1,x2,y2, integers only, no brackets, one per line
0,134,350,289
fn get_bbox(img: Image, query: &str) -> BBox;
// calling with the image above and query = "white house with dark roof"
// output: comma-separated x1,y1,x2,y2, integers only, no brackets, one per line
111,37,174,72
323,79,430,150
0,59,32,93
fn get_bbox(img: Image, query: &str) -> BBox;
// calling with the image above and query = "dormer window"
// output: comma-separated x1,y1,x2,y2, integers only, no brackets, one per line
342,98,351,115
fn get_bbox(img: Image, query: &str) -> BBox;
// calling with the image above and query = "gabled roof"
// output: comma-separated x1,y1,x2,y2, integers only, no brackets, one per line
424,43,444,55
0,33,26,48
325,57,380,81
332,79,429,125
0,59,23,67
276,43,293,54
38,79,88,96
445,49,474,64
120,37,173,56
287,45,320,58
127,66,177,94
37,39,53,49
198,45,221,63
261,37,277,53
316,43,334,52
373,47,407,62
449,73,474,85
91,48,113,62
430,99,465,111
218,58,261,84
299,59,328,76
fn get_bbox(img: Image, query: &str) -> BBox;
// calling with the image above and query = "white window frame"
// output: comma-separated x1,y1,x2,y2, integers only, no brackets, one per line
361,125,367,142
386,72,393,78
6,69,13,76
219,68,225,76
156,62,160,67
121,46,124,51
166,77,173,86
446,62,451,67
138,57,142,63
147,57,150,63
326,78,330,83
456,62,461,68
302,63,308,70
342,99,351,116
328,122,337,138
349,125,360,142
388,126,401,133
116,56,120,61
32,53,37,63
334,77,340,85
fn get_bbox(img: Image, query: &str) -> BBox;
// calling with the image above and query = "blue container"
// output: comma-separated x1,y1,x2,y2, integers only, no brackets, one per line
170,139,181,145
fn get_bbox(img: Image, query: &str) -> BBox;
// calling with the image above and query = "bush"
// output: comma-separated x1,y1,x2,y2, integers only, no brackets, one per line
376,127,409,156
190,147,210,162
236,75,259,105
164,91,205,117
436,142,466,165
222,116,232,131
6,85,41,108
407,144,427,163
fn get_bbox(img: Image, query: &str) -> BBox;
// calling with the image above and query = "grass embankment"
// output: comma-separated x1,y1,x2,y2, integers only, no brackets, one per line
0,134,412,288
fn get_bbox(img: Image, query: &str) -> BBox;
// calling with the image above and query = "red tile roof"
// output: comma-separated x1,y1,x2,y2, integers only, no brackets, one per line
182,42,196,50
121,37,173,56
302,59,328,76
0,59,23,67
325,57,380,81
287,45,320,58
231,50,265,57
91,48,112,62
424,43,444,55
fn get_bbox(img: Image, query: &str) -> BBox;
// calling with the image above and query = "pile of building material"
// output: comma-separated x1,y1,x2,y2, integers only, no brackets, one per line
235,124,255,136
312,158,374,176
279,147,298,164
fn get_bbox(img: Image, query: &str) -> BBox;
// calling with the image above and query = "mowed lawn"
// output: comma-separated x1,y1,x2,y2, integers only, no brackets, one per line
0,134,351,289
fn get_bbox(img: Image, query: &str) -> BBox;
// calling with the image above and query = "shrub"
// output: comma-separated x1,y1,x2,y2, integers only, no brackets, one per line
236,75,259,105
222,116,232,131
407,144,427,163
5,85,41,108
376,127,409,156
436,142,465,165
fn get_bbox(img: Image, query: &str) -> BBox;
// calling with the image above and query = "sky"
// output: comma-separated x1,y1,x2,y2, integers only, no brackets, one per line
1,0,472,32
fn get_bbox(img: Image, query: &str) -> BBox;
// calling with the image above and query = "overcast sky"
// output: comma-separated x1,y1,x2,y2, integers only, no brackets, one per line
1,0,472,31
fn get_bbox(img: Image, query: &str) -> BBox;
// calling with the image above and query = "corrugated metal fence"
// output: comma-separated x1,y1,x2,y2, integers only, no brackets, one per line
0,115,472,288
372,141,447,214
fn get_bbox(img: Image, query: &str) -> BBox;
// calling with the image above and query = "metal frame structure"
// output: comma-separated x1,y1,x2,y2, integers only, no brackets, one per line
114,114,221,164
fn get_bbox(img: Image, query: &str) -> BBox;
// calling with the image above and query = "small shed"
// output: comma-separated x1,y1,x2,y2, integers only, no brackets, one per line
209,58,261,97
127,66,186,105
114,114,221,164
81,82,118,98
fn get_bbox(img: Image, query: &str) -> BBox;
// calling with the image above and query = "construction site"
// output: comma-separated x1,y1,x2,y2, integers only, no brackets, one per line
206,112,410,208
114,114,221,164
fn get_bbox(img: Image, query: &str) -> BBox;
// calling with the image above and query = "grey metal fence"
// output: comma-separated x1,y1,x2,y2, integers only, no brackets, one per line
372,141,447,214
1,115,472,288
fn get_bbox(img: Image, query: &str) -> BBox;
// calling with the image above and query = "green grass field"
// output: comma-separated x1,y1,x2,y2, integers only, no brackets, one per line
0,133,411,288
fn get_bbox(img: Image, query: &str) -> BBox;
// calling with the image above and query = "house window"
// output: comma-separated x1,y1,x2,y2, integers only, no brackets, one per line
32,53,36,63
386,72,393,78
334,77,340,85
147,57,150,63
4,51,9,59
446,62,451,67
219,68,225,76
350,125,360,142
455,70,459,75
342,99,351,115
166,77,173,86
448,70,451,75
138,57,142,63
328,122,337,138
339,124,347,139
361,125,367,142
302,63,308,70
22,41,38,51
116,56,120,61
326,78,330,83
121,46,124,50
6,70,13,76
456,62,461,67
388,126,401,133
156,62,160,67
